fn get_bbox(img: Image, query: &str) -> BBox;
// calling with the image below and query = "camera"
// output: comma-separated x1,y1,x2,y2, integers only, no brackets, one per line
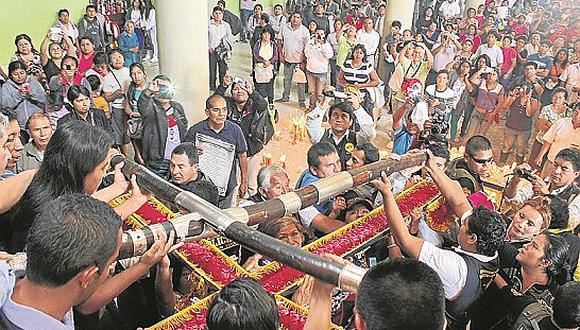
21,83,31,92
64,64,73,70
427,109,449,137
322,90,351,100
483,67,494,74
514,168,536,182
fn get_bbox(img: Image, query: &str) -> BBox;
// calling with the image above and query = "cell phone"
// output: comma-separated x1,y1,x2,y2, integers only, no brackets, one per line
64,64,73,70
21,83,31,92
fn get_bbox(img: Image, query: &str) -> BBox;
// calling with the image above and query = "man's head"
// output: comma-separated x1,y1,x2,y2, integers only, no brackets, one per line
92,51,109,76
363,17,374,32
524,61,538,79
290,11,302,27
538,39,551,56
346,143,379,170
307,142,341,178
85,4,97,18
5,113,23,169
550,148,580,189
356,259,446,330
207,278,279,330
253,3,263,17
274,4,283,15
487,31,498,46
552,281,580,329
463,135,493,178
508,195,568,241
26,194,122,305
27,112,53,151
457,206,507,256
390,20,401,34
212,6,224,22
205,94,228,129
170,142,199,185
257,165,290,200
328,102,354,136
0,113,10,173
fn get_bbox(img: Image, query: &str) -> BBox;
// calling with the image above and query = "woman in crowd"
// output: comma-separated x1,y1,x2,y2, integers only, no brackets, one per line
499,83,541,165
124,62,148,163
307,20,318,37
425,69,455,117
459,24,481,52
445,59,473,146
416,7,435,34
48,55,90,101
547,48,570,87
0,61,46,140
40,28,75,82
336,24,359,69
528,88,572,171
421,22,440,50
143,0,158,63
138,74,188,177
460,7,479,31
338,44,380,117
459,54,491,139
465,66,504,139
125,0,146,52
525,33,541,55
458,39,474,60
7,120,146,252
11,34,45,84
77,36,96,76
252,26,278,104
328,18,344,88
118,20,140,67
243,216,306,271
58,85,111,134
472,233,570,329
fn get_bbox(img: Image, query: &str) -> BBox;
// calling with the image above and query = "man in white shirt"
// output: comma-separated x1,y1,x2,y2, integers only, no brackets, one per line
439,0,461,21
432,32,461,72
560,62,580,104
276,12,310,107
208,6,233,91
270,4,287,40
374,152,506,328
474,31,504,68
102,49,131,155
304,27,334,109
357,18,380,66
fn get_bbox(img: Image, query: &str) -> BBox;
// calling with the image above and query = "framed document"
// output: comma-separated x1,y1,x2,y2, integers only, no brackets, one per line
195,133,236,196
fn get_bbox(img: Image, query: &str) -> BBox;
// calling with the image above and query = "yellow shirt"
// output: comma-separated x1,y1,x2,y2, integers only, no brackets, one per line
92,96,110,113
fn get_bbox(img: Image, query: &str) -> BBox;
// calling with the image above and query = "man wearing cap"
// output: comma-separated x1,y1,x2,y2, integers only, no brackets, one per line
305,88,376,169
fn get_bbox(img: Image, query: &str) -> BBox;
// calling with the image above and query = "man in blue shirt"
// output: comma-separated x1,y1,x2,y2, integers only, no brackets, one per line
392,98,421,155
527,40,554,79
184,94,248,208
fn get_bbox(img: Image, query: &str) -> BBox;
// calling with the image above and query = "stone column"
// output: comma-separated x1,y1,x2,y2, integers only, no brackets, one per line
377,0,416,77
157,0,209,123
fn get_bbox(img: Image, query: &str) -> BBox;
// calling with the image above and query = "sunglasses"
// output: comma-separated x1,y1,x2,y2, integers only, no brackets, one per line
469,155,493,165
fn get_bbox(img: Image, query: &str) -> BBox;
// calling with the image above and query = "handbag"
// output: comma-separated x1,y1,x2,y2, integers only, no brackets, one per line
254,64,274,83
292,67,307,84
127,113,143,139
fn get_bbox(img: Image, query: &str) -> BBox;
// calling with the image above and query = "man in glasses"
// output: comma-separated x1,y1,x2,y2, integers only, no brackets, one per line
446,135,493,194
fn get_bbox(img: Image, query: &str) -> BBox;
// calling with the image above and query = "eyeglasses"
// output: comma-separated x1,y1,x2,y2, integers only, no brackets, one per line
469,155,493,165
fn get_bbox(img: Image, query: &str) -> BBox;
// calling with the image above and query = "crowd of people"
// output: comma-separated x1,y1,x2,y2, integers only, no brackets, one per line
1,0,580,329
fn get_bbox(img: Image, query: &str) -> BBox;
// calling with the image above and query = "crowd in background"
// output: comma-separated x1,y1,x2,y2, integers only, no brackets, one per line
0,0,580,329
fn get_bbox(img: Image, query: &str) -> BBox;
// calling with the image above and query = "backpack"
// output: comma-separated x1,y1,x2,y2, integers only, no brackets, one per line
82,17,102,46
511,300,552,330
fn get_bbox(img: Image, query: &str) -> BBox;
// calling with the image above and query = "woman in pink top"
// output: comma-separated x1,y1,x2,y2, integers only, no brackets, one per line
465,66,504,138
460,24,481,53
77,36,96,76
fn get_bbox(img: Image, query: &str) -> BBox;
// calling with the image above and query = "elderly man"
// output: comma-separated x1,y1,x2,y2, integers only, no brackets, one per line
243,165,290,205
1,114,23,178
16,113,53,172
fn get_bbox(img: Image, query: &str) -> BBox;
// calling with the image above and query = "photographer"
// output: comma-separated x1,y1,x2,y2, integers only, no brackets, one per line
506,148,580,229
304,26,333,110
464,66,504,139
305,87,376,169
498,83,540,165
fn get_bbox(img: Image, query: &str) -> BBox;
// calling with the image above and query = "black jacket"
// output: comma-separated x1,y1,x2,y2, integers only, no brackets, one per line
138,92,188,165
215,85,269,157
57,107,113,137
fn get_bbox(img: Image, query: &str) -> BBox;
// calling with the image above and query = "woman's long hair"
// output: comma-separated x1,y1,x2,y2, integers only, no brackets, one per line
543,234,571,286
13,121,113,233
